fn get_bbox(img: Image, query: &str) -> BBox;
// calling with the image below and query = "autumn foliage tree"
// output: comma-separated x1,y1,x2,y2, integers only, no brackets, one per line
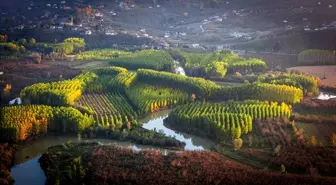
332,133,336,146
32,53,42,64
311,136,318,146
0,34,8,42
3,84,11,97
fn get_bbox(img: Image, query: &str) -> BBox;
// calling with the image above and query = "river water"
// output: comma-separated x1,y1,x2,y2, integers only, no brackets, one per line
11,110,214,185
317,91,336,100
140,109,214,150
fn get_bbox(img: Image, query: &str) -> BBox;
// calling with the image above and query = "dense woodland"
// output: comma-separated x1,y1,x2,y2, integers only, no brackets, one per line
39,143,336,185
166,101,290,142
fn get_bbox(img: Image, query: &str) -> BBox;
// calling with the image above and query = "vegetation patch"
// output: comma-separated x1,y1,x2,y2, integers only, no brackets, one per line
125,83,192,115
271,146,336,176
76,49,132,61
86,72,137,93
39,142,336,185
167,49,267,77
298,49,336,65
77,93,138,129
294,98,336,115
210,83,303,104
256,72,319,96
166,101,291,143
20,72,98,106
76,92,185,149
137,68,218,97
0,105,94,142
109,50,175,71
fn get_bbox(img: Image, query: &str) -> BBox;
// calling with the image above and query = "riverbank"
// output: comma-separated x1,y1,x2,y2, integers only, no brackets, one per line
9,109,217,185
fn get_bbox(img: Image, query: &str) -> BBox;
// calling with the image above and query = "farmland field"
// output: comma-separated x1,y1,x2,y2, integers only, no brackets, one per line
77,93,138,129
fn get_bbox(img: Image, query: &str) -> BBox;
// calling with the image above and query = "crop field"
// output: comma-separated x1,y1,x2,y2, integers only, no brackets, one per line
126,83,191,115
77,93,138,129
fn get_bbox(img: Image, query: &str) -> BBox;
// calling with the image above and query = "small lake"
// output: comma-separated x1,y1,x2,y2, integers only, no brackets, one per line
11,110,214,185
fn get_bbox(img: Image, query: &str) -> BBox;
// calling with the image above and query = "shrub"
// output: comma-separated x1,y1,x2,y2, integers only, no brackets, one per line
63,37,85,53
32,53,42,64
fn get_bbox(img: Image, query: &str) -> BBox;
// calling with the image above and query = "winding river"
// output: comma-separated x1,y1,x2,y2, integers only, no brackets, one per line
11,110,214,185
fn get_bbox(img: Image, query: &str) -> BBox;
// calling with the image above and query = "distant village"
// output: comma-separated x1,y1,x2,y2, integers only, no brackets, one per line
0,0,157,37
1,0,336,51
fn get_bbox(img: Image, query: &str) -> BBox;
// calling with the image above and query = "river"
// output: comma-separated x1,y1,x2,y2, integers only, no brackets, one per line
317,91,336,100
11,110,214,185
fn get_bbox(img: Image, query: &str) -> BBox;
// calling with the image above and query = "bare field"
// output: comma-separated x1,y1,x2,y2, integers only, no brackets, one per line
288,65,336,88
244,53,298,68
0,60,80,103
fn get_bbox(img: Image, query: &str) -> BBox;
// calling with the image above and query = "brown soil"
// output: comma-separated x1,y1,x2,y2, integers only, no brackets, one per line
244,52,298,68
287,65,336,88
0,60,80,104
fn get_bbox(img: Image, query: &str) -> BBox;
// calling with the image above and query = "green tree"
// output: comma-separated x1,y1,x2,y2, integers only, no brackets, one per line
29,38,36,45
311,136,318,146
233,138,243,150
19,46,26,53
63,37,85,53
18,39,27,46
281,164,286,173
234,125,241,139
